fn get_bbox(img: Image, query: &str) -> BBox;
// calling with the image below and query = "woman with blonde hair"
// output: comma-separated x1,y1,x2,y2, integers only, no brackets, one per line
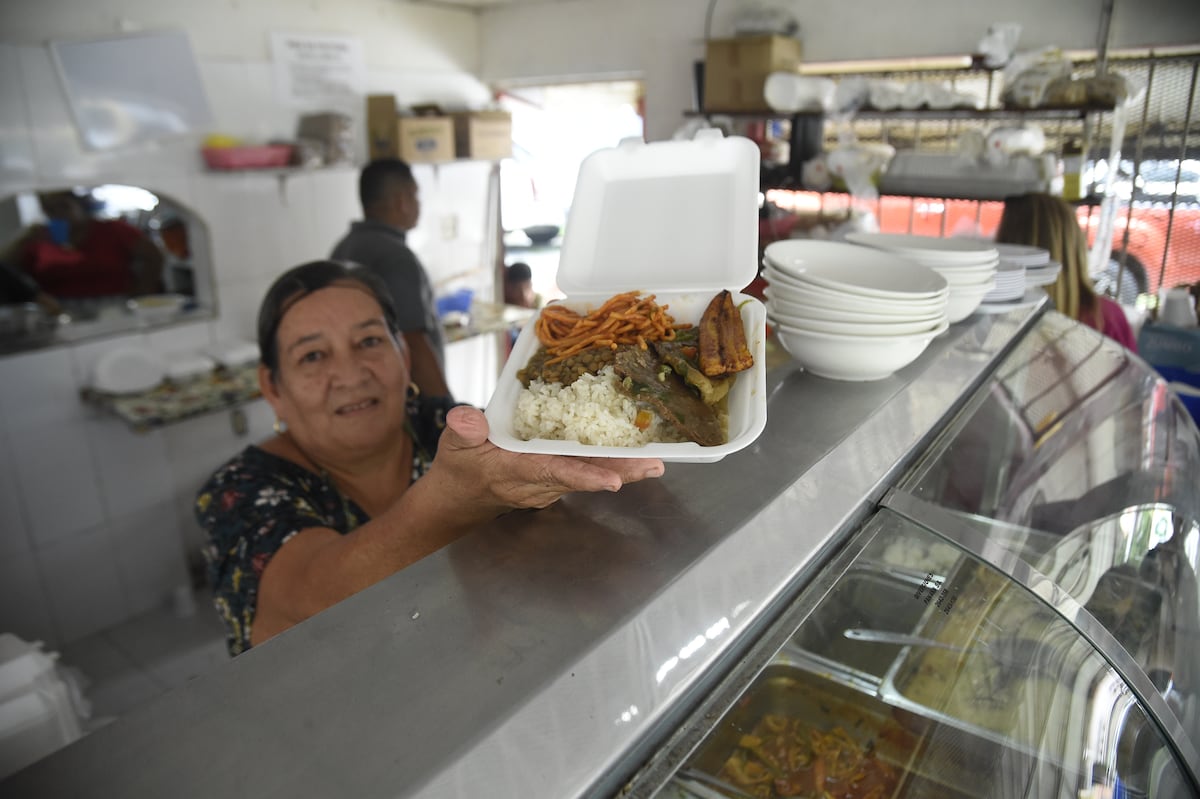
995,192,1137,351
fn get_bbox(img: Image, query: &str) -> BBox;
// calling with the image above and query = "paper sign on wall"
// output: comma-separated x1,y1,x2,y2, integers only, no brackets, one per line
270,32,365,107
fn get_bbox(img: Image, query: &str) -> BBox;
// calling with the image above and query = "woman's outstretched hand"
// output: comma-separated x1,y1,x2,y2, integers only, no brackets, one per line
431,405,665,513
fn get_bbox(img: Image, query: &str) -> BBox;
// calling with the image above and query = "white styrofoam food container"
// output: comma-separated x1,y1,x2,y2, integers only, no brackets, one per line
485,131,767,463
0,634,84,780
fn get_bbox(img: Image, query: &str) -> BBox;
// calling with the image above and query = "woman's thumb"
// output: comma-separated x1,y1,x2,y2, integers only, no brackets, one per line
442,405,491,450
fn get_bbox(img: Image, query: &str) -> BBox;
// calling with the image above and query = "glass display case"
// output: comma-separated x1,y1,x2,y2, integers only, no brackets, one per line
627,313,1200,799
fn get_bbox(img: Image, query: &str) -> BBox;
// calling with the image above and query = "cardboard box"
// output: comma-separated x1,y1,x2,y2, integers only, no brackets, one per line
452,111,512,160
397,116,454,163
703,35,803,112
366,94,399,161
365,94,454,163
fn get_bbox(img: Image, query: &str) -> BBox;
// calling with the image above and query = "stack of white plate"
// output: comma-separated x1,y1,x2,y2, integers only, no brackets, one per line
982,243,1049,303
1026,261,1062,287
761,239,950,381
843,232,1000,323
1012,244,1062,288
983,263,1028,303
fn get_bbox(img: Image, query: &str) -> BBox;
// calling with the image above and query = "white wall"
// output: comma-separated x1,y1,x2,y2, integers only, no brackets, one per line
0,0,496,647
3,0,1194,648
479,0,1200,141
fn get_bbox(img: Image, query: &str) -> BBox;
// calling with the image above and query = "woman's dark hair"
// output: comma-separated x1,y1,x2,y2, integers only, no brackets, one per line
257,260,400,378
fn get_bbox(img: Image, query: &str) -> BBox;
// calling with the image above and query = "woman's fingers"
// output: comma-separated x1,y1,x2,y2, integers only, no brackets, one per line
434,404,665,509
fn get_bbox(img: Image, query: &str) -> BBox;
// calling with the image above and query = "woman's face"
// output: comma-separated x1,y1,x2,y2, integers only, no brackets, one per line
262,284,411,461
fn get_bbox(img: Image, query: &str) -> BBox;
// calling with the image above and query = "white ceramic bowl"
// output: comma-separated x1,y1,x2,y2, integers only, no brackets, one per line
935,267,998,287
945,282,998,322
845,231,998,258
764,270,949,315
892,252,1000,268
773,319,950,381
763,288,946,323
768,308,946,337
761,262,951,304
763,239,948,299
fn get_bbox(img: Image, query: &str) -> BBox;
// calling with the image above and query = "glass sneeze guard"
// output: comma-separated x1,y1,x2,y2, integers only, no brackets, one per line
648,509,1197,799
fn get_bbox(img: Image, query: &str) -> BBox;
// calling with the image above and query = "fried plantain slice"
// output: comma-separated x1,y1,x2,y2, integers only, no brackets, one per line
698,290,755,377
698,291,724,376
717,290,755,374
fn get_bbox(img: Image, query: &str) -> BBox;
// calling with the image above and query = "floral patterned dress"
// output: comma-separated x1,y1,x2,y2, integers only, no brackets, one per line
196,394,457,655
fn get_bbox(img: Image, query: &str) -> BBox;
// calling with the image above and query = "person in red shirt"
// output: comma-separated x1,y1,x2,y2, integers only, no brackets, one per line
3,190,164,299
995,193,1137,352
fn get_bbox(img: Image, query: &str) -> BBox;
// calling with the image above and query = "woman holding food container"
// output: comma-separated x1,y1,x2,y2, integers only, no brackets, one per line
196,260,665,655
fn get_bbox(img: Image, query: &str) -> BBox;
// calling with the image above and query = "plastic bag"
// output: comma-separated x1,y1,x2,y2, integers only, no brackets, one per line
976,23,1022,69
1001,48,1073,108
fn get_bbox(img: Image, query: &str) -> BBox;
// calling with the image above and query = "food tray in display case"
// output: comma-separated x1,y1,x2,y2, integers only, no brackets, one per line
652,506,1198,799
777,563,937,694
874,559,1110,761
678,663,989,799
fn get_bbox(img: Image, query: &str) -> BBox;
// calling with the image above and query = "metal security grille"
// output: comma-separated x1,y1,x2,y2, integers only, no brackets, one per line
1098,51,1200,300
777,50,1200,306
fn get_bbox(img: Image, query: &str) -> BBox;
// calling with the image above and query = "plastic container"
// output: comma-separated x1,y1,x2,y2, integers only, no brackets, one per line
485,130,767,463
0,634,84,780
201,144,294,170
435,288,475,317
879,151,1046,199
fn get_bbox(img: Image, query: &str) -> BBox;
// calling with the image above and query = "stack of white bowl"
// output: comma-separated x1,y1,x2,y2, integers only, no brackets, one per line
761,239,950,381
844,232,1000,323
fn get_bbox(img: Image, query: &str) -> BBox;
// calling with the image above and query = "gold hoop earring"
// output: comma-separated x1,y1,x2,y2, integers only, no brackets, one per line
273,418,288,434
408,382,420,398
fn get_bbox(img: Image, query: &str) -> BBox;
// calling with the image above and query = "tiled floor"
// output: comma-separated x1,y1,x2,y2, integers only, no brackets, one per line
58,588,228,729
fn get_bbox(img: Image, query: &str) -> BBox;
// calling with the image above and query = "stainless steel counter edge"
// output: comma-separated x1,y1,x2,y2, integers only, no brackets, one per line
4,304,1045,799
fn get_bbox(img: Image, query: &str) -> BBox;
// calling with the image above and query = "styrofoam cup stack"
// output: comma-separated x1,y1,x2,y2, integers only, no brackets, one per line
761,239,950,381
843,232,1002,322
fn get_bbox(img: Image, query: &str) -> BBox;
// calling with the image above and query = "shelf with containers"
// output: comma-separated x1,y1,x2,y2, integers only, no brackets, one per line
707,50,1200,303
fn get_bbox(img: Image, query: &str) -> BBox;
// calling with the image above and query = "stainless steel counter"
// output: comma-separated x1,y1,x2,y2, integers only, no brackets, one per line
4,301,1047,798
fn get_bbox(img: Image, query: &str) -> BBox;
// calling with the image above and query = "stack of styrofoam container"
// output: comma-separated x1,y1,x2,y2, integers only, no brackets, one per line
0,633,85,779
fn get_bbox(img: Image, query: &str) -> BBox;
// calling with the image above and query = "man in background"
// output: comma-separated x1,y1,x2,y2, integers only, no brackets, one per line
331,158,451,397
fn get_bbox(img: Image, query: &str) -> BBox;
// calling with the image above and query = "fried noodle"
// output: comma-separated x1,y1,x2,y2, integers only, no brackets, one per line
534,291,691,365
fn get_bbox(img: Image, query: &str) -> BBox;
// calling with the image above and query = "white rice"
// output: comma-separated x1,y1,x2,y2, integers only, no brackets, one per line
513,366,685,447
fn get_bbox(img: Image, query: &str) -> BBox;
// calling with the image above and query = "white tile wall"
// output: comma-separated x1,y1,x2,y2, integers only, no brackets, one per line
0,426,32,557
37,524,128,642
86,420,173,520
0,13,498,645
0,551,57,645
110,500,190,617
10,427,105,549
0,43,35,187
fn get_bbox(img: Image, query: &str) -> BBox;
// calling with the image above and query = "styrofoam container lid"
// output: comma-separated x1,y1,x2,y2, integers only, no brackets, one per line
556,130,760,296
